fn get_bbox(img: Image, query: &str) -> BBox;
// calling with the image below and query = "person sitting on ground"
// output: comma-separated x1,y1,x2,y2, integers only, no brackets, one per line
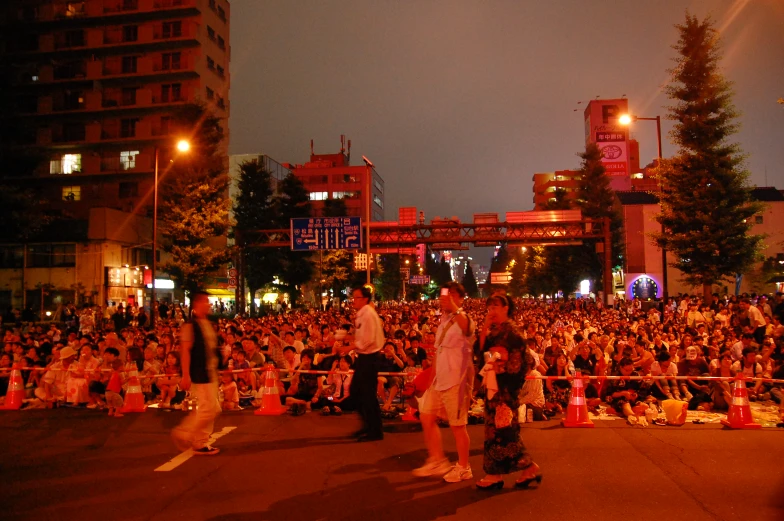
378,341,405,411
284,349,319,415
650,351,680,401
36,345,77,407
220,371,239,410
732,346,765,399
519,354,546,420
676,346,710,403
68,344,99,406
608,357,648,426
316,355,354,415
709,352,736,411
105,359,125,418
157,352,181,408
544,350,572,415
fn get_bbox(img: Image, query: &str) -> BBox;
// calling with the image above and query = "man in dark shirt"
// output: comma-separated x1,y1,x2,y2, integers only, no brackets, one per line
171,291,221,456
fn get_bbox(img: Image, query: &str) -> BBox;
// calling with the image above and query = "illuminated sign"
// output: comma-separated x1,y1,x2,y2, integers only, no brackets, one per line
106,267,146,288
631,276,659,300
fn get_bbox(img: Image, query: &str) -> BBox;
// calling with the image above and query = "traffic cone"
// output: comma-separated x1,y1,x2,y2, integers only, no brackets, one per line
1,364,24,410
401,405,418,421
721,374,761,430
562,371,594,428
255,364,287,416
120,370,146,413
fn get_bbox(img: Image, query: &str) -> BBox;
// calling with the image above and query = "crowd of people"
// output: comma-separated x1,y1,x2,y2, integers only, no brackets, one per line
2,291,784,428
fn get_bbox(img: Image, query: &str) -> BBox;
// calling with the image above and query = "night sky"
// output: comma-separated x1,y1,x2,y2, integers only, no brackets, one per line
229,0,784,262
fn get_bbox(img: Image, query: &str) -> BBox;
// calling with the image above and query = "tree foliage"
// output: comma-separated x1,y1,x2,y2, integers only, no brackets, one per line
274,174,313,306
463,263,479,298
233,157,280,315
654,13,764,299
159,103,232,297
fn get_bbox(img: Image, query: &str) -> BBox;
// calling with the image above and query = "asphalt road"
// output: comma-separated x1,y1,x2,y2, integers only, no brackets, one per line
1,408,782,521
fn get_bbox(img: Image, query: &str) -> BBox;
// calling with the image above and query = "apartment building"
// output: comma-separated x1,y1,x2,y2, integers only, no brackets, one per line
0,0,230,311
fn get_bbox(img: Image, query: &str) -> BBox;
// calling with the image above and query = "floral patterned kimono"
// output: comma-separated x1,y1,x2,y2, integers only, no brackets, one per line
480,319,534,475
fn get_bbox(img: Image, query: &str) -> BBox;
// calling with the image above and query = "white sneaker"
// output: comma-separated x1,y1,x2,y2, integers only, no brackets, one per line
443,464,473,483
412,458,452,477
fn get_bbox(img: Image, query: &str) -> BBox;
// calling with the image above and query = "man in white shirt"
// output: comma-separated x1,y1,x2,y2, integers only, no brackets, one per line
413,282,474,482
339,285,385,442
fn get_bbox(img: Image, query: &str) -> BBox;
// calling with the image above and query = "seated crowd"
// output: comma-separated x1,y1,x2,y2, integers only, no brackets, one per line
1,293,783,426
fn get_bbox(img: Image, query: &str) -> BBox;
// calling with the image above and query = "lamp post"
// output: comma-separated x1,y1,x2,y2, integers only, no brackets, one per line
620,114,667,301
362,156,374,286
150,139,190,329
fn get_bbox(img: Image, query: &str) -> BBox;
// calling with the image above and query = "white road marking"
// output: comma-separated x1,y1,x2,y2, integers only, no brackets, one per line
154,426,237,472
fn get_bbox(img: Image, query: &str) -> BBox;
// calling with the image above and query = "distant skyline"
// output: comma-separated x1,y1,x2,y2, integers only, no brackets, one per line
229,0,783,232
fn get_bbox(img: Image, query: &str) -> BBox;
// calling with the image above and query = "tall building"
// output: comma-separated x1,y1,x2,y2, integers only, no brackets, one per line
0,0,231,312
1,0,230,218
288,138,385,222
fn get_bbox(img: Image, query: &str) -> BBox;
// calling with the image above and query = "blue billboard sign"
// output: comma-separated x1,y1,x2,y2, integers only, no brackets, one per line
291,217,363,251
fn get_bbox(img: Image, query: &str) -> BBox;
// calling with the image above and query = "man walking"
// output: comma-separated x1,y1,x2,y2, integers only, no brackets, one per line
172,291,221,455
413,282,475,482
340,285,385,442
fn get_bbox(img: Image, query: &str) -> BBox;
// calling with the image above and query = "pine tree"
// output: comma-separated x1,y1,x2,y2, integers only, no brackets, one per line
159,103,232,297
274,173,313,306
463,263,479,298
233,157,281,316
574,142,624,286
655,13,764,299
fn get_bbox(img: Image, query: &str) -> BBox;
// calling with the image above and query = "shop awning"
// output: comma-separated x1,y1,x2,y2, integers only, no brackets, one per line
205,289,236,297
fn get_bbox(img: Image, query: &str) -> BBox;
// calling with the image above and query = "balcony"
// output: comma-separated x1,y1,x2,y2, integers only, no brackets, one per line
154,0,185,7
100,154,152,172
103,0,139,13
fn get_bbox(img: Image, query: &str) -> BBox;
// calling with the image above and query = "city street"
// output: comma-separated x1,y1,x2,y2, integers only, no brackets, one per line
2,408,782,521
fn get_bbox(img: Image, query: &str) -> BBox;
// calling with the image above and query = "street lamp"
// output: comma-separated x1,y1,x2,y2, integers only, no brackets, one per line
362,155,374,286
151,139,190,329
619,113,667,301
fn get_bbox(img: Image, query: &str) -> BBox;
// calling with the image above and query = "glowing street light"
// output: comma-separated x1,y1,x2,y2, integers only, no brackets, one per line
618,114,633,125
151,138,191,328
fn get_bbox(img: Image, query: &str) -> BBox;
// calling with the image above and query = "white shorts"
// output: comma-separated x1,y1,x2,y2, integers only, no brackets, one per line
421,380,473,426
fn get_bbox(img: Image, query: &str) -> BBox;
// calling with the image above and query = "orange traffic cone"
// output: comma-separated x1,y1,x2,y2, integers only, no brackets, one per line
721,374,761,429
255,364,287,416
2,364,25,410
562,371,594,428
401,405,418,421
120,370,146,413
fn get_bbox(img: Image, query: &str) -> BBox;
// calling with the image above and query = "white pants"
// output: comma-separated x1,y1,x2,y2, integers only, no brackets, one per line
172,382,220,449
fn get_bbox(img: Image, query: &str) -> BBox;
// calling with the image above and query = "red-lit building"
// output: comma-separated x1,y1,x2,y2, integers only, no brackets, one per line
287,139,385,222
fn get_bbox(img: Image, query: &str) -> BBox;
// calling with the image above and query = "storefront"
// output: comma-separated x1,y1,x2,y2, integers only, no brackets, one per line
105,266,147,309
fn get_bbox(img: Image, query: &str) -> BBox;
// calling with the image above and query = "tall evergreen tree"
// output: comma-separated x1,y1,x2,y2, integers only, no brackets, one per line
233,157,281,316
463,263,479,298
159,103,232,297
274,173,313,306
654,13,764,299
574,142,624,284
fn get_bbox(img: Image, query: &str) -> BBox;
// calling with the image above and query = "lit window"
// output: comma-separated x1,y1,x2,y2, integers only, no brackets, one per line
50,153,81,174
62,186,81,201
332,191,357,199
632,172,644,179
309,191,328,201
120,150,139,170
373,195,383,208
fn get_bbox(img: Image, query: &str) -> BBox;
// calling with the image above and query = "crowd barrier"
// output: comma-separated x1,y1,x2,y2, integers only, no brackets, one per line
4,364,784,384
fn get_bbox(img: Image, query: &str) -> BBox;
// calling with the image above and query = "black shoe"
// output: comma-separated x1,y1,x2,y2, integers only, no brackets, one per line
356,433,384,442
514,474,543,489
476,479,504,490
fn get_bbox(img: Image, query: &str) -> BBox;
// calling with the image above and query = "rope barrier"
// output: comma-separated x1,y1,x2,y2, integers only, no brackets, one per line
4,365,784,384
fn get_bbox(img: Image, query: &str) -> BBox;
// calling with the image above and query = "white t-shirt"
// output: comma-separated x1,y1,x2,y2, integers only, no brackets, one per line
433,313,473,391
650,361,677,377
